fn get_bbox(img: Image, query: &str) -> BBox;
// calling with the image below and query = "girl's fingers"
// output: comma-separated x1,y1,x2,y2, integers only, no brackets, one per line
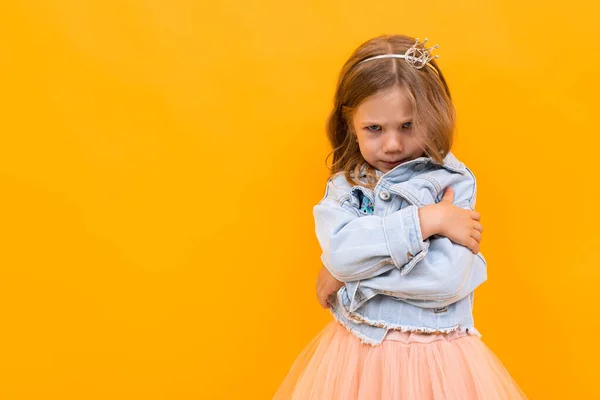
469,237,480,254
316,291,326,308
320,293,330,309
316,275,326,290
440,187,454,203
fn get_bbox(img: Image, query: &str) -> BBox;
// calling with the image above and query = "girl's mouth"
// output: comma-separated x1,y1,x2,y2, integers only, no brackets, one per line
382,160,404,167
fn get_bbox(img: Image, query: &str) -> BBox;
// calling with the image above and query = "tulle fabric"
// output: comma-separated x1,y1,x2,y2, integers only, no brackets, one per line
273,319,527,399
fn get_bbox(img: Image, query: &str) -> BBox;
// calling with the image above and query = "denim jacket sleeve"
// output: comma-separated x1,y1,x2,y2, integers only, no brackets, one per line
351,166,487,309
313,174,429,282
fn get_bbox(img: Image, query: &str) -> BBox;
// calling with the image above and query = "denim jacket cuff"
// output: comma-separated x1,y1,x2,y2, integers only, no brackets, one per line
382,205,429,275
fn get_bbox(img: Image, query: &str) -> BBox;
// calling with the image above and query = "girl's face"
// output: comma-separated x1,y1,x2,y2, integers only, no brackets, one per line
352,86,426,173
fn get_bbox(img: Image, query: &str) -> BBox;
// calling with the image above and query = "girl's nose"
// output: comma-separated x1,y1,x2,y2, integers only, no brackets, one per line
383,135,403,153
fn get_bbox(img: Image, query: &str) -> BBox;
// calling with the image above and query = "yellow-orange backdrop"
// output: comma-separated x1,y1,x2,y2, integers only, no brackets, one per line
1,0,598,398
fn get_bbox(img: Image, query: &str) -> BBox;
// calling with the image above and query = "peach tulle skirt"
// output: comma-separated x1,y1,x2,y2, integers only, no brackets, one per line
273,319,527,399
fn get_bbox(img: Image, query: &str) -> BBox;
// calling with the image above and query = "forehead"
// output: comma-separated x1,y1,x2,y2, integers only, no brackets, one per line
354,86,413,122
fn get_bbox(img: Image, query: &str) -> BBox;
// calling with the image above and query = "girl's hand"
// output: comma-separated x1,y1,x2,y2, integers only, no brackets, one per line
316,266,344,309
418,187,483,254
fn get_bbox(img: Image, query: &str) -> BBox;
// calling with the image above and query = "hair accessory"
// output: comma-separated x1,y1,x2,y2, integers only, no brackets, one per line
356,37,440,74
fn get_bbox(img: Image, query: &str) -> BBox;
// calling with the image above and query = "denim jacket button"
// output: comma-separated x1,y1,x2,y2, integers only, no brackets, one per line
379,190,391,201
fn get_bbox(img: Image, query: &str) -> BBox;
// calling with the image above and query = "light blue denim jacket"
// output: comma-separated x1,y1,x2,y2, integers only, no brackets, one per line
314,151,487,346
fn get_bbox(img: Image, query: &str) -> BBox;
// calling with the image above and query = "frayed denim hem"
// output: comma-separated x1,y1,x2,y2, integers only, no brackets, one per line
328,304,482,347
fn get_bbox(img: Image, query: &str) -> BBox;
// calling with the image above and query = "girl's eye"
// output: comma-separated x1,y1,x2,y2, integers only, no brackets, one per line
402,122,413,129
366,125,381,132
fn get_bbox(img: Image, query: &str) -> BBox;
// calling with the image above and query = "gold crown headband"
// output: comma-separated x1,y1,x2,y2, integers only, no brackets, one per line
356,37,440,75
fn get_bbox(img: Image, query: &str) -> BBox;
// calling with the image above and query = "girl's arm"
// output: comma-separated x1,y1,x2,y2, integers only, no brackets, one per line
341,167,487,311
314,175,428,282
313,174,477,283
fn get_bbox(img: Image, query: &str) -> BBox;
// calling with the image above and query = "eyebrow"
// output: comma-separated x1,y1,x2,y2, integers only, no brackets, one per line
360,119,413,125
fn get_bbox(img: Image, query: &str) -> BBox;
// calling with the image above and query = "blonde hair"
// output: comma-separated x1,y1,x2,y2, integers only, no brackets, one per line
324,34,456,190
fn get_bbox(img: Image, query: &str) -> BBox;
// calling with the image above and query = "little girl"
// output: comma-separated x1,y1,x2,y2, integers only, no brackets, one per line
272,34,528,399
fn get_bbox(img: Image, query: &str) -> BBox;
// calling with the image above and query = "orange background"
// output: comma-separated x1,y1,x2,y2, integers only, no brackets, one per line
1,0,599,398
